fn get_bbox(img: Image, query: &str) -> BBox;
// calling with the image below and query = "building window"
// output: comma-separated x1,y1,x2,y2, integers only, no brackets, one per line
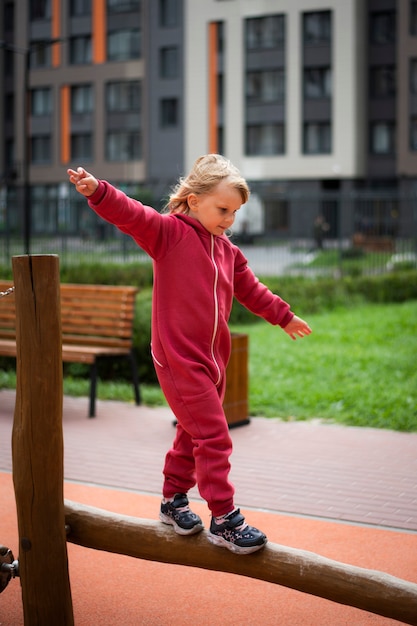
411,1,417,35
69,0,91,16
4,49,14,77
71,85,94,113
304,67,332,99
160,98,178,127
303,122,331,154
32,185,58,234
31,135,51,163
246,124,285,155
217,20,225,55
159,0,179,27
217,73,224,106
246,70,285,104
160,46,179,78
106,131,141,161
410,59,417,94
217,126,224,155
370,12,396,44
370,66,396,97
5,94,14,124
370,122,395,154
246,15,285,50
70,36,92,64
410,118,417,150
4,2,14,31
31,87,52,115
107,0,140,13
264,199,289,232
29,41,52,69
5,139,15,170
71,133,93,160
107,29,141,61
30,0,51,20
106,81,141,112
303,11,331,45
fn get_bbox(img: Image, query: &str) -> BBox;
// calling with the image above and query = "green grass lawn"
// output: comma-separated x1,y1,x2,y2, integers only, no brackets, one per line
1,301,416,432
235,300,417,432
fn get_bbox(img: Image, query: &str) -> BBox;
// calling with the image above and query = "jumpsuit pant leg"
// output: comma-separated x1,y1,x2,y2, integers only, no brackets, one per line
155,363,235,518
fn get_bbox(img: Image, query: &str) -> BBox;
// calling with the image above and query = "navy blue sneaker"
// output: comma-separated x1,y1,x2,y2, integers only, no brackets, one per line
160,493,204,536
208,509,267,554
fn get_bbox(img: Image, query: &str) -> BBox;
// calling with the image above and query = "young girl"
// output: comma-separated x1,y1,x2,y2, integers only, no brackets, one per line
67,154,311,555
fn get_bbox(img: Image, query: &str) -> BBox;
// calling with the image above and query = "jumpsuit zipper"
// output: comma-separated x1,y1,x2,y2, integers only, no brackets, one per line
209,235,222,386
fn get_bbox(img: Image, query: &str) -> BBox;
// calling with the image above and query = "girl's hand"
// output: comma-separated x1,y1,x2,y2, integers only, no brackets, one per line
283,315,312,340
67,167,99,197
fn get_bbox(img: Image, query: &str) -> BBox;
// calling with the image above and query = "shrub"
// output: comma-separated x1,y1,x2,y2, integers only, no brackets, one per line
347,271,417,303
3,261,417,384
60,262,153,288
341,248,365,260
386,253,417,272
229,271,417,323
0,262,154,288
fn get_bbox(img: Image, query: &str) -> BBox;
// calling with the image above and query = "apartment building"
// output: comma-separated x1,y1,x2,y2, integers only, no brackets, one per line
0,0,415,242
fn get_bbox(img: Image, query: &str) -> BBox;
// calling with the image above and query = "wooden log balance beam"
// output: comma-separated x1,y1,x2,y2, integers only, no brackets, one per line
64,500,417,626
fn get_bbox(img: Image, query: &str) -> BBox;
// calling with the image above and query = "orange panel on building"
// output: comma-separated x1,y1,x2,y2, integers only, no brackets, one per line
93,0,106,63
208,22,218,154
52,0,61,67
60,85,70,164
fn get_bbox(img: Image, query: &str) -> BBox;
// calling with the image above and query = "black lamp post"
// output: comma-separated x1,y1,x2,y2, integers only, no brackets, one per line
0,38,64,255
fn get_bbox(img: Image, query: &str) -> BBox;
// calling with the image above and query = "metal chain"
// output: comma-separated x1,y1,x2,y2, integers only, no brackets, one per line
0,286,15,298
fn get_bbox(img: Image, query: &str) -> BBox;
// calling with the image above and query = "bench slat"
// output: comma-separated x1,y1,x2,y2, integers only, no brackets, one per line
62,334,132,349
0,282,16,335
61,297,136,310
62,345,132,364
0,339,17,357
61,321,133,339
0,341,132,362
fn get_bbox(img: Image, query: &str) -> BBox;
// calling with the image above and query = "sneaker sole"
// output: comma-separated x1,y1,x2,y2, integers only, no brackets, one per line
207,532,267,554
159,512,204,536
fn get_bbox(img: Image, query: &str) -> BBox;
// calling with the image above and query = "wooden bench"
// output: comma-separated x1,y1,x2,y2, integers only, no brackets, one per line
0,281,140,417
352,233,394,252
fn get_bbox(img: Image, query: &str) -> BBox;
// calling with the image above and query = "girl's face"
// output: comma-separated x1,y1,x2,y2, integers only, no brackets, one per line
187,179,242,236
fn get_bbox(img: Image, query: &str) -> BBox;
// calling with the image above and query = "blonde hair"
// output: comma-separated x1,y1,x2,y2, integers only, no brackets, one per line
166,154,250,214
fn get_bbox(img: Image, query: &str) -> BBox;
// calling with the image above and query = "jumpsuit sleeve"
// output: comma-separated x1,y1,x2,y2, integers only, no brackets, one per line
233,246,294,328
87,180,173,260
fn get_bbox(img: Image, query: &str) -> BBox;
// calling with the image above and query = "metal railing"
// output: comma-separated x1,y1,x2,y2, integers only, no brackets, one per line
0,191,416,277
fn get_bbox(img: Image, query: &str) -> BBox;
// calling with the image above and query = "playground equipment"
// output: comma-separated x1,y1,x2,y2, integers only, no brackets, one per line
1,255,417,625
0,544,19,593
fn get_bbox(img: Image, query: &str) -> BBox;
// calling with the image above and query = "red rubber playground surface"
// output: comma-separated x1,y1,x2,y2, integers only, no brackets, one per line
1,389,417,625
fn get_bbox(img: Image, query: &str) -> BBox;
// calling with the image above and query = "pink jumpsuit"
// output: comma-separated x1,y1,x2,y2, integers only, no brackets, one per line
88,181,294,517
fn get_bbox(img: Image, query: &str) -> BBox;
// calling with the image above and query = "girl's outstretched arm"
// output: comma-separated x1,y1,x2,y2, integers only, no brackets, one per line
67,167,99,197
283,315,312,340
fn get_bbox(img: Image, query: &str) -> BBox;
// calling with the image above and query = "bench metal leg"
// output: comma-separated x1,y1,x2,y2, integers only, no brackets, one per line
127,349,141,405
89,361,98,418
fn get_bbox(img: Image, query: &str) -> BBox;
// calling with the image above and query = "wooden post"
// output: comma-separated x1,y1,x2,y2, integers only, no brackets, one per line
64,500,417,626
223,333,250,428
12,255,74,625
